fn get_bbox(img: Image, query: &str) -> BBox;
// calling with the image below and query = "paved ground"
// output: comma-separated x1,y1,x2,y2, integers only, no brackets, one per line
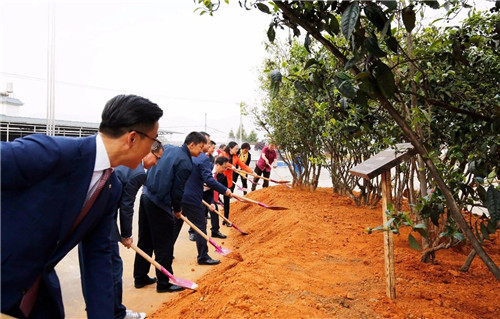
56,203,213,318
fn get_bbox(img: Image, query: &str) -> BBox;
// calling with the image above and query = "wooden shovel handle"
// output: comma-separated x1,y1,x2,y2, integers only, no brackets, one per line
179,215,210,242
231,167,252,179
130,243,162,270
202,200,231,224
232,193,261,205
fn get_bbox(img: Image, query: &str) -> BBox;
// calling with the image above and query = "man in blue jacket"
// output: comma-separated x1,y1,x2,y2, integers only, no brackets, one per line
182,132,232,265
106,145,163,319
133,132,206,293
1,94,163,319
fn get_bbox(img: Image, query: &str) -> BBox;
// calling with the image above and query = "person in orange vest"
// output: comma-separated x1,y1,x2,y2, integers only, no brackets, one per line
218,141,257,225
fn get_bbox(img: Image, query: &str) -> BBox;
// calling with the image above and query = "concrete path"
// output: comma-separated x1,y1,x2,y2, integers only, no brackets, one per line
55,204,214,318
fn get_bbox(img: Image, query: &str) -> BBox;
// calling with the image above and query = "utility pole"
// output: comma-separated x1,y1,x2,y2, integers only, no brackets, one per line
46,2,56,136
239,111,242,144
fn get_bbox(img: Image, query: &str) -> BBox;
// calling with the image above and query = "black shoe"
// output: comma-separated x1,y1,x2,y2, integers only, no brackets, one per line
222,221,232,227
189,233,196,241
211,230,227,239
134,276,157,288
198,257,221,265
156,284,185,293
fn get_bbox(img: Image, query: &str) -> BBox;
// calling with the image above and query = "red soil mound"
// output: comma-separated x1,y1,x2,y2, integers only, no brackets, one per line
151,187,499,318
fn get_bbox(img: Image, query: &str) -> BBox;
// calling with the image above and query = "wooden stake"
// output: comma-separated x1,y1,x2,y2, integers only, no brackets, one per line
381,170,396,299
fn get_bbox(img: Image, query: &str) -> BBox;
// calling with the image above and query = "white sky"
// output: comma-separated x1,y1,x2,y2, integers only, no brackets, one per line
1,0,495,142
0,0,273,142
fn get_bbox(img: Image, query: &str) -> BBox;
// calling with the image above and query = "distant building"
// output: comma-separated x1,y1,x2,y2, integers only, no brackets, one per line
1,114,179,142
0,114,100,141
0,83,179,142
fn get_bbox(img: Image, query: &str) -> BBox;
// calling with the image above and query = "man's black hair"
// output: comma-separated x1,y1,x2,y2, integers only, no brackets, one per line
210,140,216,146
184,131,206,145
199,131,210,143
99,94,163,138
215,156,229,166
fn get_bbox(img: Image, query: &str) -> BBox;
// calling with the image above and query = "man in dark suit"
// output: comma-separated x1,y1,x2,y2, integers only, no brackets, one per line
1,94,163,319
182,132,232,266
133,131,206,293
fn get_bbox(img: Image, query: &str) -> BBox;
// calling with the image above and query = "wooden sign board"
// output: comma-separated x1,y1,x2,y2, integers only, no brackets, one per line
349,143,416,180
349,142,416,299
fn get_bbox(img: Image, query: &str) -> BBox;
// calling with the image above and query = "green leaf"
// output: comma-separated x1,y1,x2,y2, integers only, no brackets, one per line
486,186,500,223
402,5,416,33
480,223,491,240
335,77,357,99
487,169,497,180
408,233,421,250
364,36,387,58
256,3,271,14
294,80,308,93
414,227,428,239
385,36,398,54
423,1,440,10
477,185,487,202
327,15,340,36
305,58,318,69
341,2,360,40
354,71,370,81
426,206,440,226
304,33,312,53
453,232,466,242
381,1,398,11
364,3,387,31
487,221,497,234
385,217,395,228
267,24,276,43
373,61,395,98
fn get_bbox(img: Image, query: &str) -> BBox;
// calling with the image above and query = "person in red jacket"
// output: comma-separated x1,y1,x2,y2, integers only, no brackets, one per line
251,143,278,191
218,141,257,225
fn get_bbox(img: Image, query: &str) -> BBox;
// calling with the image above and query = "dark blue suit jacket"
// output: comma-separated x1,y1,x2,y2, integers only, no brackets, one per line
1,134,121,319
143,144,193,214
113,164,146,241
182,153,227,206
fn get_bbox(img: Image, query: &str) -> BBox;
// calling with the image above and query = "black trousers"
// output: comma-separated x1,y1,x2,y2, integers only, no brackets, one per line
204,190,220,232
251,166,270,191
133,194,176,288
183,203,211,262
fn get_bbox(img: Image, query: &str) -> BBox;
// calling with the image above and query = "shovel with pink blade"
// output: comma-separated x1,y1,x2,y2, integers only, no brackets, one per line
131,243,198,290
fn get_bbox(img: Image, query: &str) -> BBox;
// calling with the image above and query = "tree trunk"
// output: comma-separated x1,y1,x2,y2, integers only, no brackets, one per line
459,249,477,272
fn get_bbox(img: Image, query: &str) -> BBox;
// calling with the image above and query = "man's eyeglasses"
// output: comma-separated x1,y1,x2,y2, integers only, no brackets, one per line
130,129,163,156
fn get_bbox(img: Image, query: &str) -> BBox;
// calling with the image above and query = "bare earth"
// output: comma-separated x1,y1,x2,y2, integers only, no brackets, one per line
150,186,500,319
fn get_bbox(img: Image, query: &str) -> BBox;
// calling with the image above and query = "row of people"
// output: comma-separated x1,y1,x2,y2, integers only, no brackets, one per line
1,92,280,319
214,142,278,224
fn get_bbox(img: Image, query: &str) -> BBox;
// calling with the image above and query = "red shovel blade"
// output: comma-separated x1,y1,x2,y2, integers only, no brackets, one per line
209,238,232,256
231,223,249,235
236,184,248,192
257,202,289,210
160,266,198,290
